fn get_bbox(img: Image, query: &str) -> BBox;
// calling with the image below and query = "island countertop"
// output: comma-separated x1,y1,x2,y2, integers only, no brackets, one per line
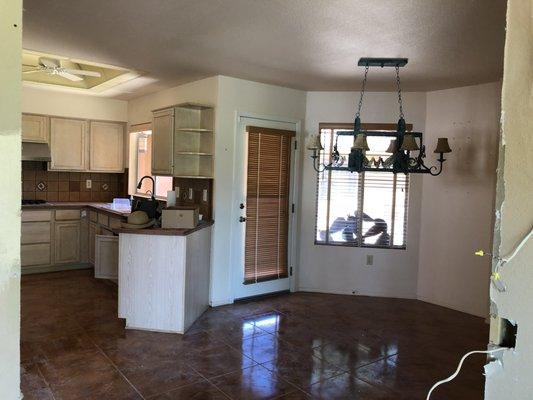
113,220,214,236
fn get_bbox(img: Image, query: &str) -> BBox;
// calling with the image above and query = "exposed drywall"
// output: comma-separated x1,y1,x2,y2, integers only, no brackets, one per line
0,0,22,398
213,76,307,305
22,85,128,121
417,82,501,318
485,0,533,398
299,91,426,298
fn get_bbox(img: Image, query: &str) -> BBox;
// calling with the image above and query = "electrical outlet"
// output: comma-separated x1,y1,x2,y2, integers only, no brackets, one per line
202,189,208,202
188,188,193,200
175,186,180,198
86,179,92,189
366,254,374,266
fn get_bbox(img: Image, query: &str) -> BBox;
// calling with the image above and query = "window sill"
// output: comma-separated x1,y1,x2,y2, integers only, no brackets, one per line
314,241,406,250
133,192,167,202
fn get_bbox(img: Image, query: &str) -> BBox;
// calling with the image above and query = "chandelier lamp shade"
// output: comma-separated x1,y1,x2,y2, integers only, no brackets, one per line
307,58,452,176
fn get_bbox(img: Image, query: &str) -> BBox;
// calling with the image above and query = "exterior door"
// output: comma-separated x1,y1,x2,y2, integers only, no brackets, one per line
232,117,298,300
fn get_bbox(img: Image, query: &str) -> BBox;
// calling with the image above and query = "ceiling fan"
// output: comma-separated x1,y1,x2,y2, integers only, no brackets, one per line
23,57,102,81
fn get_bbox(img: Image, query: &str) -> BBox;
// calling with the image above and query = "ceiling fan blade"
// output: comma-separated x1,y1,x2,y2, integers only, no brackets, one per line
58,71,84,82
39,57,60,68
64,68,101,78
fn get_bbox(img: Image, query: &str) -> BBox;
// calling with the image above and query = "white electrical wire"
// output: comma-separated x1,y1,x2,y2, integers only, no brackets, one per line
426,347,508,400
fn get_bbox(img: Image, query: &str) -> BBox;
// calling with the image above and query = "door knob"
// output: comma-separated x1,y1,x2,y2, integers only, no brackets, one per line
239,216,246,223
239,203,245,209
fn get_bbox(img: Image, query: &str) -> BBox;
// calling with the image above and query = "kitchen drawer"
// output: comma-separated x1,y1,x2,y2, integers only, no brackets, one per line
89,210,98,222
97,213,109,227
21,210,52,222
21,243,51,267
21,222,51,244
55,209,81,221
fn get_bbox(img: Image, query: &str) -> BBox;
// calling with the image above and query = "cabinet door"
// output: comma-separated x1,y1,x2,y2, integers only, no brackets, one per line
88,222,97,264
89,121,124,172
55,221,81,264
21,244,51,267
94,235,119,279
152,109,174,176
50,118,87,171
22,114,49,143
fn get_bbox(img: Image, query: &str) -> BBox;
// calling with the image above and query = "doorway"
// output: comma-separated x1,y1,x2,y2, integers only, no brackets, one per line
231,116,299,300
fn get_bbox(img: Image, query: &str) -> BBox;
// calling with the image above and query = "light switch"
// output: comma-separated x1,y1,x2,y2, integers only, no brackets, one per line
188,188,193,200
202,189,208,202
86,179,92,189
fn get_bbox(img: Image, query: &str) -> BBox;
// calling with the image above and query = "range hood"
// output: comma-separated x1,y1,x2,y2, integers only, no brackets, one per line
21,142,51,162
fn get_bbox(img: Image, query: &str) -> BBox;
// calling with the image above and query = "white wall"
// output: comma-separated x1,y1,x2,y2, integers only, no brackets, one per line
212,76,307,305
417,82,501,318
22,85,128,121
299,91,426,298
486,0,533,397
0,0,21,398
127,77,218,125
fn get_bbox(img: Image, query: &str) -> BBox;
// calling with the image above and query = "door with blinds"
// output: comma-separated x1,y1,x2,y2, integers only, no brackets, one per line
232,120,297,300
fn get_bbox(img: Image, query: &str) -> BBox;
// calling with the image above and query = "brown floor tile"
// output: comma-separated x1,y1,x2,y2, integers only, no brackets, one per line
20,271,488,400
151,380,229,399
210,364,298,400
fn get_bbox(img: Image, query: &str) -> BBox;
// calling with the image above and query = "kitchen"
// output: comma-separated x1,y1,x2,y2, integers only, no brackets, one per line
20,101,214,333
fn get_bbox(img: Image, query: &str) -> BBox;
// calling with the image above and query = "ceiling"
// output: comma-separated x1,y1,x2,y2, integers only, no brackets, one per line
22,0,507,100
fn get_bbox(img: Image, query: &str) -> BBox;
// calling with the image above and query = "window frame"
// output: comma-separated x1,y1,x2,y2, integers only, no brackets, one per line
314,122,412,250
133,130,173,200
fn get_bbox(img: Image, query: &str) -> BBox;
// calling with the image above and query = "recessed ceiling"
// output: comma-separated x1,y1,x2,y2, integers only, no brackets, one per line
22,49,140,94
22,0,507,100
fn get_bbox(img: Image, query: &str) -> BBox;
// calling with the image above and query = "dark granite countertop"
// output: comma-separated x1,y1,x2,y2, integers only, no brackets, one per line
113,220,214,236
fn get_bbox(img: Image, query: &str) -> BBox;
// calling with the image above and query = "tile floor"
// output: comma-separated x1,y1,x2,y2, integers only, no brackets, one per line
21,270,489,399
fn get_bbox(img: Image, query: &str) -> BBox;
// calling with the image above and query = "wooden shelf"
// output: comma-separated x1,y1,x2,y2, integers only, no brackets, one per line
175,151,213,156
174,175,214,179
176,128,213,132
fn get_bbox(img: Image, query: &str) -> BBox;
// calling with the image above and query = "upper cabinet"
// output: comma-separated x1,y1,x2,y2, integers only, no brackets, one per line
151,103,214,178
22,114,49,143
152,108,175,176
50,118,88,171
89,121,124,172
47,116,125,173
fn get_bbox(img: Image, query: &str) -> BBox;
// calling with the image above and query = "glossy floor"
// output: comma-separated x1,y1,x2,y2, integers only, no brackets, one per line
21,270,489,399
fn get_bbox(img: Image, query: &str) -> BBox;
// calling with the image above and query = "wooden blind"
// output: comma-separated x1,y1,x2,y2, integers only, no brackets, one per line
315,123,410,249
244,126,294,284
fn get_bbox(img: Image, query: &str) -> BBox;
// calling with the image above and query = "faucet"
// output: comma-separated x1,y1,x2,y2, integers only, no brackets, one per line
137,176,155,199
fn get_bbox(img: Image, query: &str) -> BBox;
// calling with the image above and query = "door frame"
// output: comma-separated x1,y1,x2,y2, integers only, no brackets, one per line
229,111,301,300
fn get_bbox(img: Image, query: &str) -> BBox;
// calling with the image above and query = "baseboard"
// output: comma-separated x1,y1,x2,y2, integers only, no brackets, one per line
297,286,417,300
416,295,488,319
22,263,92,275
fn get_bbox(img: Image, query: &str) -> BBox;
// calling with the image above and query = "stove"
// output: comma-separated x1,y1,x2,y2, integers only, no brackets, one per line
22,199,47,205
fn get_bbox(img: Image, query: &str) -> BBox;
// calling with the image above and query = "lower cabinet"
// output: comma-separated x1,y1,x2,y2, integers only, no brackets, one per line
54,221,81,265
94,235,119,280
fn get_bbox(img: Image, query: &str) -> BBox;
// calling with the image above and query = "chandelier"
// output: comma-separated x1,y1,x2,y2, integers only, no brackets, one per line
306,58,452,176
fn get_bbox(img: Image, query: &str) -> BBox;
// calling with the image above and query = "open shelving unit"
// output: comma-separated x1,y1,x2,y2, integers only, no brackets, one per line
173,104,214,179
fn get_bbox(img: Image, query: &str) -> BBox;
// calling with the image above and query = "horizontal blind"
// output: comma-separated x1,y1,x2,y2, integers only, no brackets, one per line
244,126,294,284
315,124,409,249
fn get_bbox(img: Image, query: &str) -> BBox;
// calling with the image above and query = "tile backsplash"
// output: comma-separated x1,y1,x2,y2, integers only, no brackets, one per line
22,161,127,202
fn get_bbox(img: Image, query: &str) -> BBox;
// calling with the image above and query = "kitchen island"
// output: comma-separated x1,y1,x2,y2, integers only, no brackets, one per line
116,221,213,334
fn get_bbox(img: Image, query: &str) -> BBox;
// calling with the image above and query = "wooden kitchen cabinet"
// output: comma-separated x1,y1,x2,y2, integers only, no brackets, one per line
88,222,97,264
89,121,124,172
95,235,119,280
21,243,51,267
22,114,49,143
54,221,81,264
151,108,175,175
49,118,87,171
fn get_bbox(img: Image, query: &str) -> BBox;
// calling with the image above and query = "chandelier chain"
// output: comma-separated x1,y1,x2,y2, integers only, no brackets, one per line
355,65,370,118
395,65,404,119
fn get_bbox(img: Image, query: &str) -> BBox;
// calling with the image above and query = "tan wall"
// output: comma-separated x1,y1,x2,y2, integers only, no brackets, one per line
485,0,533,398
0,0,22,398
418,82,501,318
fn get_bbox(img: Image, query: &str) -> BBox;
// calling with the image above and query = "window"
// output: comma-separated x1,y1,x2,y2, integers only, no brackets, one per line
315,123,410,249
135,131,173,198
